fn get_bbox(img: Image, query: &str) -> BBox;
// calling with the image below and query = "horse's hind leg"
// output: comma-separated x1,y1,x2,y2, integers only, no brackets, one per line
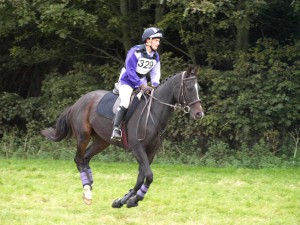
73,129,92,204
74,135,109,205
83,136,110,186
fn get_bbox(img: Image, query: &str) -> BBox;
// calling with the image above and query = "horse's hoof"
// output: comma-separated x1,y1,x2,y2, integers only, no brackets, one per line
82,185,92,205
83,196,92,205
82,193,92,205
127,195,143,208
126,198,138,208
112,198,123,208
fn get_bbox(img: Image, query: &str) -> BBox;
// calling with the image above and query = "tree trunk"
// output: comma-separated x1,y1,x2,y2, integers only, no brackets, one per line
120,0,132,53
235,0,249,52
155,0,164,23
155,0,165,54
236,23,249,52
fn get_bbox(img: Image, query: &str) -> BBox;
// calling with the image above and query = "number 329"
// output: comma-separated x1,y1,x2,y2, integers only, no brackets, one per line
138,60,154,69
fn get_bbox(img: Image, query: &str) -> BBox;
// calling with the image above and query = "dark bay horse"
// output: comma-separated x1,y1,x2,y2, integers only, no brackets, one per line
42,65,204,208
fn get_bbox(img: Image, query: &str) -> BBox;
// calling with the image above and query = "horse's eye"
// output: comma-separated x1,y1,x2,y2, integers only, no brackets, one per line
187,86,193,91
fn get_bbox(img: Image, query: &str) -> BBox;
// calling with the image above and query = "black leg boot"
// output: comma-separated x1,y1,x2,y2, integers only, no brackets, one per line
110,106,127,141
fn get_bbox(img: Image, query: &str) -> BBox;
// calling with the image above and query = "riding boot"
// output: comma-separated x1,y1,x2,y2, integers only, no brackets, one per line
111,106,127,141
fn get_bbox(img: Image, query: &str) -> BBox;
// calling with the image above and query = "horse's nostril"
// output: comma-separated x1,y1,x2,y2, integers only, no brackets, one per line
195,112,204,118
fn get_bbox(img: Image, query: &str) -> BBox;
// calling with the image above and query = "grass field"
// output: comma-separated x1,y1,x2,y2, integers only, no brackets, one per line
0,158,299,225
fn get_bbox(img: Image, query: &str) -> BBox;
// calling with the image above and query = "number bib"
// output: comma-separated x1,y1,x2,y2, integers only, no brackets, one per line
136,58,156,75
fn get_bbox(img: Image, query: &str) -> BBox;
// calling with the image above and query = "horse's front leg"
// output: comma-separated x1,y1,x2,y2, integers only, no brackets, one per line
127,147,153,208
126,164,152,208
112,146,155,208
112,166,144,208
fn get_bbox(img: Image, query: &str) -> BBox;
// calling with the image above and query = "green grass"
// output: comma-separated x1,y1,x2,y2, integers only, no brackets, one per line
0,158,299,225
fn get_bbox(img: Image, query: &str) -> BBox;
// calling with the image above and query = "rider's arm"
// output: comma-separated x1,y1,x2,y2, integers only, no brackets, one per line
150,54,161,87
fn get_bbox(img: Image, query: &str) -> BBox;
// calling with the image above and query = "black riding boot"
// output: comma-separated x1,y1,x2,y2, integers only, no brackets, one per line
111,106,127,141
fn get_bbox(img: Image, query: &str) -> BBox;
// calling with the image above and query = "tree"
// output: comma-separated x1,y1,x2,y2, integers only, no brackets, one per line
0,0,299,158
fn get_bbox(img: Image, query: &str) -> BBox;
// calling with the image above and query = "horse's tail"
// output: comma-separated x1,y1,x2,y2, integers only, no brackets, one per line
41,106,73,142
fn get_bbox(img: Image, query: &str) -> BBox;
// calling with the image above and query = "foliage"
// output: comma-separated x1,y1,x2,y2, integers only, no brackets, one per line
198,39,300,148
1,133,299,168
0,92,23,135
162,39,300,156
0,0,299,166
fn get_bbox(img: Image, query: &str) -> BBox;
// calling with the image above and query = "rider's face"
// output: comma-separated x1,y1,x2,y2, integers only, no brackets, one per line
147,38,161,51
151,38,161,51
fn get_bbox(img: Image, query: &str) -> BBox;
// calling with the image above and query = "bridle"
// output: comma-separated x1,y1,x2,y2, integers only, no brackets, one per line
177,71,202,113
150,71,201,113
136,71,201,141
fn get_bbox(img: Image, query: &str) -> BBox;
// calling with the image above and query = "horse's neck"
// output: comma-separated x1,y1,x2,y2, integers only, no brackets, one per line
155,82,175,104
151,75,179,128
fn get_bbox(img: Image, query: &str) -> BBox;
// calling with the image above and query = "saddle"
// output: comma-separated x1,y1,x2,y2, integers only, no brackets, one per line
96,91,142,122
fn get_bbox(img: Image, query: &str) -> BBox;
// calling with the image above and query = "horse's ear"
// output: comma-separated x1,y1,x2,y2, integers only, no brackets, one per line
193,65,200,76
187,64,193,77
187,64,200,77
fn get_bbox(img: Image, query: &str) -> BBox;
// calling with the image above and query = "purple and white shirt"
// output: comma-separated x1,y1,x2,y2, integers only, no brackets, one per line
119,44,161,89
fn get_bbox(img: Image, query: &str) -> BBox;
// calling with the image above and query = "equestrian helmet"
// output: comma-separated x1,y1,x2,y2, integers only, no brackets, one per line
142,27,163,43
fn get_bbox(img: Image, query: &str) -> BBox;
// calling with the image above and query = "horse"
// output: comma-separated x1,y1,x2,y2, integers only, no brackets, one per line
41,65,204,208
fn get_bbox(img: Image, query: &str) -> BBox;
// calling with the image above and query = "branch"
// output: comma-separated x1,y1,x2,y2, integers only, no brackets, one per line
68,36,124,64
163,39,192,59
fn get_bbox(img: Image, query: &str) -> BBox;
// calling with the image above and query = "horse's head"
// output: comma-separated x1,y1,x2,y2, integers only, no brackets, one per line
178,65,204,119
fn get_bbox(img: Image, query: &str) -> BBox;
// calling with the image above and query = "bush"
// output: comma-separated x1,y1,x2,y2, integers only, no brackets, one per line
1,133,299,168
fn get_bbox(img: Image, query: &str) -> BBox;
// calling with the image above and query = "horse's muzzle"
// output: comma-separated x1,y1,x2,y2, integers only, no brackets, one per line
189,102,204,119
190,110,204,119
195,111,204,118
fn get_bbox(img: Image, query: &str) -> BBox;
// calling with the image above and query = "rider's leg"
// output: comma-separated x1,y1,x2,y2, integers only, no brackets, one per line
111,84,133,141
111,106,127,140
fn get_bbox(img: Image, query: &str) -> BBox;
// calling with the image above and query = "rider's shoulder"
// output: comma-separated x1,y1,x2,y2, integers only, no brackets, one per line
133,44,146,52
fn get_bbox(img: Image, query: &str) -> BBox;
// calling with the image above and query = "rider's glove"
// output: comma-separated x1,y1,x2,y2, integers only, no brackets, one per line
140,84,152,94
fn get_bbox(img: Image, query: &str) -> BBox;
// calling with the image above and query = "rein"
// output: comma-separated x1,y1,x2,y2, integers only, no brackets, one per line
136,71,201,141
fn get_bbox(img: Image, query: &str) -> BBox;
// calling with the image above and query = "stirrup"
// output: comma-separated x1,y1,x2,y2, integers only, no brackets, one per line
111,128,122,141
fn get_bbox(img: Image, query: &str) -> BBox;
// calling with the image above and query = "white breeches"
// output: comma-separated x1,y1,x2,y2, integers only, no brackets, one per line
119,84,134,109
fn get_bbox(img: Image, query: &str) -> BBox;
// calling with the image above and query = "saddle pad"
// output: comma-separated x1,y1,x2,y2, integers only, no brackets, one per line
96,92,120,119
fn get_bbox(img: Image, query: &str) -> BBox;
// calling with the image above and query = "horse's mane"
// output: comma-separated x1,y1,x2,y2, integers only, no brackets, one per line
161,72,182,84
158,65,199,89
157,71,183,90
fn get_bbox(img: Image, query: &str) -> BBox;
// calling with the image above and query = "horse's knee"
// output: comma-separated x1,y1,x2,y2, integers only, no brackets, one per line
145,172,153,185
74,155,89,172
134,181,144,191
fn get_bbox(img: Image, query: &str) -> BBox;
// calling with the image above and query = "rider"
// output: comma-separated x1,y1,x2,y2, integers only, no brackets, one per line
111,27,164,141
